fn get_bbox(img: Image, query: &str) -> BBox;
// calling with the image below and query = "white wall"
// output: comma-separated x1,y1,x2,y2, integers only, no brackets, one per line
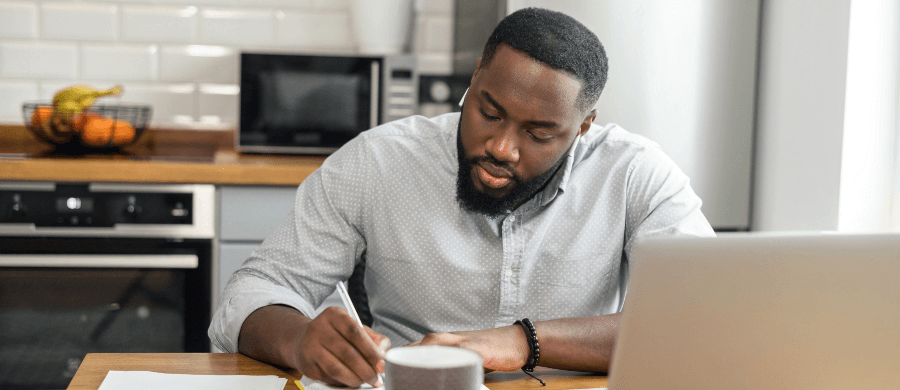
837,0,900,232
754,0,900,232
752,0,851,231
0,0,454,128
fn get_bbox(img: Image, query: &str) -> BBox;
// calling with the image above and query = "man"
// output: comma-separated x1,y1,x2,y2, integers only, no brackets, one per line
210,7,714,388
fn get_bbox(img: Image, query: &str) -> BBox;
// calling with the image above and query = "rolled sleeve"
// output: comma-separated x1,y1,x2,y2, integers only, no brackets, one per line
208,272,318,352
207,138,370,352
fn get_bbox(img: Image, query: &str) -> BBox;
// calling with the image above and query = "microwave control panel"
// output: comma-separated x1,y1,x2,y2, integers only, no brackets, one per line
380,55,419,124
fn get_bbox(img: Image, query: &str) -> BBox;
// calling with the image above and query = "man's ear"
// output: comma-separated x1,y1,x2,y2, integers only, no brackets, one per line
579,109,598,136
471,57,482,84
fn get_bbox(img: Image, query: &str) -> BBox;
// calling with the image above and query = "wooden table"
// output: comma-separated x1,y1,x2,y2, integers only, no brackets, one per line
67,353,609,390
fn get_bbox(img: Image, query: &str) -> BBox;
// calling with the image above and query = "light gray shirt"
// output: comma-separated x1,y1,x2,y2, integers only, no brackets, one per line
209,112,714,352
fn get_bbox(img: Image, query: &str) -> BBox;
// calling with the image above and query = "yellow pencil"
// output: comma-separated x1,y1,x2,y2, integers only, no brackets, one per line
294,379,306,390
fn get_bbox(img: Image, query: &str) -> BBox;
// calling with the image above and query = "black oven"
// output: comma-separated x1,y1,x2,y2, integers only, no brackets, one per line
0,182,214,390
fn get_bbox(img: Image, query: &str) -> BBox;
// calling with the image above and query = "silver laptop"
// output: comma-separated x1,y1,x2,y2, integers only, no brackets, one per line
609,232,900,390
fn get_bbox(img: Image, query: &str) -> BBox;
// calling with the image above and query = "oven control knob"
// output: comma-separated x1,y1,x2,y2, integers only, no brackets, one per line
124,196,142,219
10,194,27,217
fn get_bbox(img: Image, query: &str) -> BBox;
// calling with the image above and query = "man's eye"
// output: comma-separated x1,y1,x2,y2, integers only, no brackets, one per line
528,131,552,143
480,109,500,121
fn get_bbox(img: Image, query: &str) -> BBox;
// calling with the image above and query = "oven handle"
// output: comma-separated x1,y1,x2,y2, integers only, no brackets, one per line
0,254,198,268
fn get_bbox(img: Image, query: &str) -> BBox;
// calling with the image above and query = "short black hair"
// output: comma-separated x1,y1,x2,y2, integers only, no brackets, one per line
481,7,608,112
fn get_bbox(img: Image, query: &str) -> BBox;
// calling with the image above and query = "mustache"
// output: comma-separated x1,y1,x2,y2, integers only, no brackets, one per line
468,155,517,179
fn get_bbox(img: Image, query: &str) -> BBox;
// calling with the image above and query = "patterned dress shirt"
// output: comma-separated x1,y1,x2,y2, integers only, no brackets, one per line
209,112,715,352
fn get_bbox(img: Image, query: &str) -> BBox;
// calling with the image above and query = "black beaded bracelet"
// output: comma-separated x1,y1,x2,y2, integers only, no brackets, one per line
514,318,546,386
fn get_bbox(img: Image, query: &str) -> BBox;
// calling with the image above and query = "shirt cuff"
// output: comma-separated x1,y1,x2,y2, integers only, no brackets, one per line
208,273,318,353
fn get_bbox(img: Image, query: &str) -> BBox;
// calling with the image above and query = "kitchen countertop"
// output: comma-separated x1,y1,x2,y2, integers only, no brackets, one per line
0,125,326,186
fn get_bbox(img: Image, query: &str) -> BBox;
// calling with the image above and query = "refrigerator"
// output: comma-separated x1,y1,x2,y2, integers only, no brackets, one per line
453,0,758,231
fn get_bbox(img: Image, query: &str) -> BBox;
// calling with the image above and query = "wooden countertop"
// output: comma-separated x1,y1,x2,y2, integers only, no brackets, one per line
0,125,326,186
67,353,609,390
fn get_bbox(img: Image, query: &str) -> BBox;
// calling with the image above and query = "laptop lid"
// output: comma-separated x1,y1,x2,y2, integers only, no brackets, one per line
609,233,900,390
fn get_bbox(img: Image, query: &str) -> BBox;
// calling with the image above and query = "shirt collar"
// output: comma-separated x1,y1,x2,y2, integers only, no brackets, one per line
523,133,581,210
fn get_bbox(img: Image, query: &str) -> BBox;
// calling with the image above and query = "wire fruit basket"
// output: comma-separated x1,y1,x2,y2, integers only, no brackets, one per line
23,102,152,151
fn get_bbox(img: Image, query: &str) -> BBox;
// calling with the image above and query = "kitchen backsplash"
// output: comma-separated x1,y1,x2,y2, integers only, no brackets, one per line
0,0,454,128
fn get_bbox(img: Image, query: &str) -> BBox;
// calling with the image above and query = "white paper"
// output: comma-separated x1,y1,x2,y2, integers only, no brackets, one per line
298,376,489,390
298,376,380,390
97,370,287,390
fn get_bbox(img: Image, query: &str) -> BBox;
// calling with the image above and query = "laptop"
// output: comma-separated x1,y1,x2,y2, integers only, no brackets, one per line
609,232,900,390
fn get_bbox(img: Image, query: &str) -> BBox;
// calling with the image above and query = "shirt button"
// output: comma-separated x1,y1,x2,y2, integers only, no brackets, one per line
506,269,514,278
508,215,516,222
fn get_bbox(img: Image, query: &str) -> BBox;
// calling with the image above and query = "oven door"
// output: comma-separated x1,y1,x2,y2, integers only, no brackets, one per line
0,237,211,390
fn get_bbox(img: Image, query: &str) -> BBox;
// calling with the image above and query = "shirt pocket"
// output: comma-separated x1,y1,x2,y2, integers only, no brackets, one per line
534,251,601,288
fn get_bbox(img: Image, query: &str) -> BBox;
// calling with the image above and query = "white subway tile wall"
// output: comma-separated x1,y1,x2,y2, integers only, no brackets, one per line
275,11,354,50
122,6,199,43
199,8,275,46
197,83,240,125
0,3,39,39
41,3,119,42
126,83,197,125
82,44,159,81
0,0,454,127
0,42,79,79
0,81,39,121
159,45,238,84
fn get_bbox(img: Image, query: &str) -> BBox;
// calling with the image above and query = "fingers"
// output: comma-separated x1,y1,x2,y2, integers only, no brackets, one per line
323,322,381,386
327,311,384,370
299,307,384,387
365,325,392,353
308,349,371,387
365,326,391,374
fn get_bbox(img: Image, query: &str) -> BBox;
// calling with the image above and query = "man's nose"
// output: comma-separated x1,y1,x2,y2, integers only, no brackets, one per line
486,125,519,163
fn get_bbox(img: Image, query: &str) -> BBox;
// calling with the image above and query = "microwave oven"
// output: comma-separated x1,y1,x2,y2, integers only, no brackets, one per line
238,52,418,154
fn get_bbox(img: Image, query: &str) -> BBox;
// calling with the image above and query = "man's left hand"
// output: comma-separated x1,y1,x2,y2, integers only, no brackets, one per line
406,326,530,371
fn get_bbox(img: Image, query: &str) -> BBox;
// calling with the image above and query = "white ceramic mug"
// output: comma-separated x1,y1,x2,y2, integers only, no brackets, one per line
384,346,483,390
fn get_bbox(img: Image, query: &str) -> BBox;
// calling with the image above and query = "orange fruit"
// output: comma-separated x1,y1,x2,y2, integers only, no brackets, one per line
80,116,136,146
80,116,115,146
72,113,102,133
112,121,136,144
30,106,53,128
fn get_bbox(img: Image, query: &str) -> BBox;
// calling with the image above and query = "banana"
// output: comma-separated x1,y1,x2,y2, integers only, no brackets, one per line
52,85,123,116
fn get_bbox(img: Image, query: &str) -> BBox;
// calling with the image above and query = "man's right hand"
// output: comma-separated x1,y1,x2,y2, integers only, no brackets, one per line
238,305,390,388
294,306,390,387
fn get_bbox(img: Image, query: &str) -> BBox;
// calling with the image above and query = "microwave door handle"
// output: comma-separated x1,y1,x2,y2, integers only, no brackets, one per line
0,254,198,268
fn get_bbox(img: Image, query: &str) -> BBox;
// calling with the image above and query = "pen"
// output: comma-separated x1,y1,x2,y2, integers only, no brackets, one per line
335,281,386,386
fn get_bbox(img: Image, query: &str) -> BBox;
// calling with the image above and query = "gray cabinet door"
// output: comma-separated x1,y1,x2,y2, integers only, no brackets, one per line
219,186,298,241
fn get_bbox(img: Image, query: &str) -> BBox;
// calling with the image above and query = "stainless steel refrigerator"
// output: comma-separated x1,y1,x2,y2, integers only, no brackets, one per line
454,0,758,231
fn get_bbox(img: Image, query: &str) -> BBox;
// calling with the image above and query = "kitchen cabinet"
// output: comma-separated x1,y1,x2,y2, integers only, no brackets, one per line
216,185,343,316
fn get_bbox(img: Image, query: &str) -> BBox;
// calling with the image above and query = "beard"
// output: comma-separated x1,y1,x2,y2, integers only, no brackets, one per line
455,118,568,218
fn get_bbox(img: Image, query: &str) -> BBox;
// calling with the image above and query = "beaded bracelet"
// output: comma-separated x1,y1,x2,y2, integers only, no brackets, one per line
514,318,546,386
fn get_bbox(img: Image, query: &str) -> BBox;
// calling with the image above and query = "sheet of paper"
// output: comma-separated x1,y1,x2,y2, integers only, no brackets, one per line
298,376,379,390
97,370,287,390
298,376,490,390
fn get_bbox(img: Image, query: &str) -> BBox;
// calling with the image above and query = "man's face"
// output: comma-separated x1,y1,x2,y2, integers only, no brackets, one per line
456,45,594,216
